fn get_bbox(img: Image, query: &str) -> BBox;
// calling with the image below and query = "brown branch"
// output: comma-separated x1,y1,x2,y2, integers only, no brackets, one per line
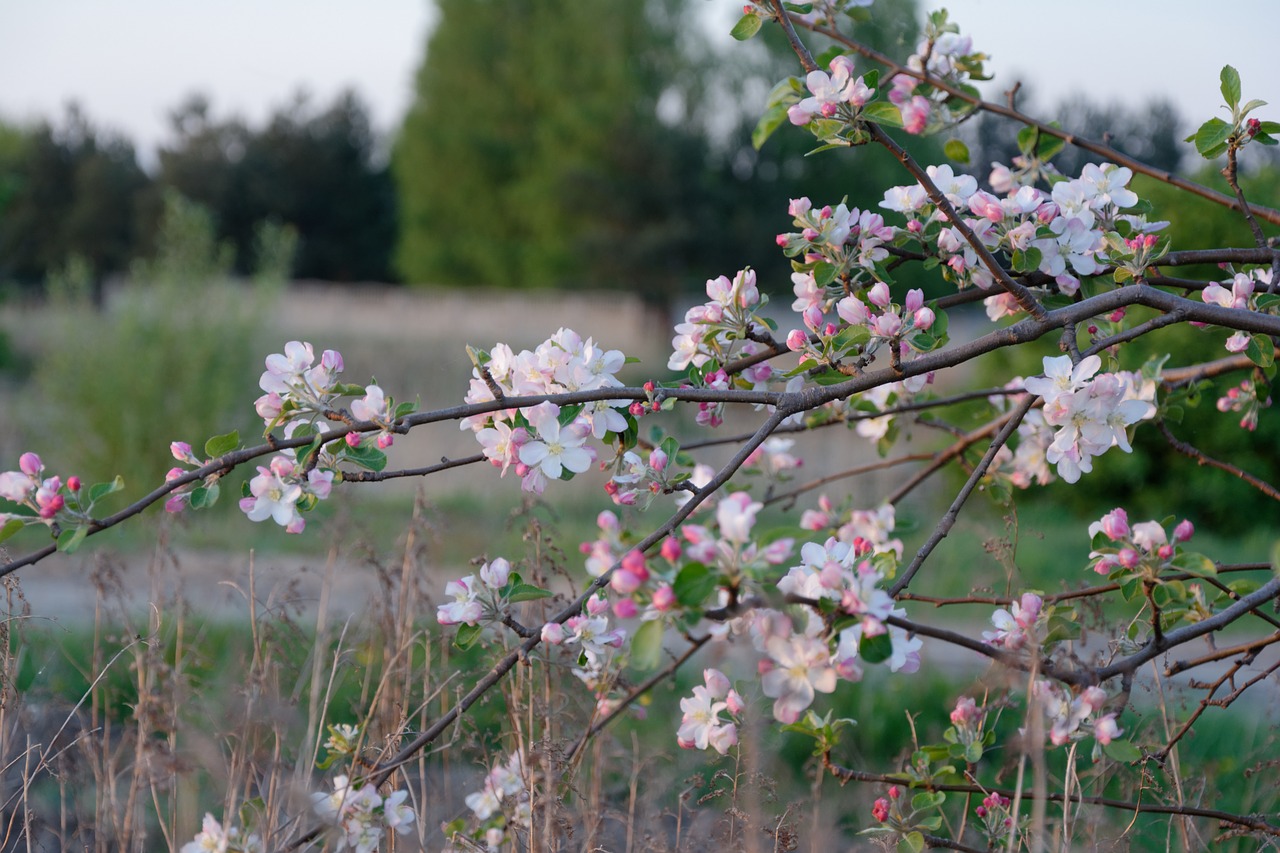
1157,420,1280,501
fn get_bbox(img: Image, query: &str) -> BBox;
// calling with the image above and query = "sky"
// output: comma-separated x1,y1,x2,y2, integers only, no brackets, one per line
0,0,1275,165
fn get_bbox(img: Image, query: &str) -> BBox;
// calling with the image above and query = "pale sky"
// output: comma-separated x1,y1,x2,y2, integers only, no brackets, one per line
0,0,1275,165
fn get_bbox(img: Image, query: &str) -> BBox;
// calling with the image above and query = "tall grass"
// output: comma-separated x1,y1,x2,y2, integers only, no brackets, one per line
24,192,292,505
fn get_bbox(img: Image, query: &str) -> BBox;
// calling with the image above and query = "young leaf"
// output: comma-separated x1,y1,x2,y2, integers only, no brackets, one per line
943,138,970,164
88,475,125,504
204,430,240,459
630,618,665,671
506,583,552,603
753,103,791,151
673,562,719,608
0,518,25,544
861,102,903,128
454,623,483,650
1103,738,1143,763
1191,118,1232,159
730,13,763,40
57,525,88,554
1220,65,1241,111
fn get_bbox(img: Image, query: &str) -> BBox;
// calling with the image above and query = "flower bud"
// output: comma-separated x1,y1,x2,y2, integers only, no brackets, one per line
867,281,891,307
1173,519,1194,542
651,584,676,611
649,448,668,473
660,537,682,562
786,329,809,352
18,453,42,477
66,475,81,492
541,622,565,644
376,433,394,450
613,598,638,619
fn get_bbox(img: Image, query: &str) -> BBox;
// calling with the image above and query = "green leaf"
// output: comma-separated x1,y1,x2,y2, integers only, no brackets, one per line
673,562,719,609
0,518,26,544
898,831,926,853
964,741,984,764
1103,738,1143,763
1239,98,1268,117
630,618,664,671
506,583,552,603
1191,118,1233,158
393,399,418,419
57,525,88,554
204,430,240,459
1246,333,1274,368
752,103,790,151
861,101,903,128
188,483,220,510
730,13,763,40
1220,65,1241,110
943,138,970,164
87,475,125,504
911,791,945,810
342,442,387,472
1171,551,1217,577
859,631,893,664
454,622,483,650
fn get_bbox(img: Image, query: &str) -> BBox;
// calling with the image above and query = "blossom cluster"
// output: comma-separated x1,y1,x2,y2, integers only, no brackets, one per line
884,13,987,134
180,814,263,853
238,453,334,534
311,775,415,853
982,592,1043,650
1216,378,1270,431
669,269,785,428
435,558,513,626
463,329,627,494
236,341,410,532
1022,355,1156,483
462,750,530,846
1033,682,1122,747
541,594,627,681
0,452,80,529
785,54,875,127
1199,267,1276,355
1087,507,1195,576
676,668,743,754
881,160,1151,304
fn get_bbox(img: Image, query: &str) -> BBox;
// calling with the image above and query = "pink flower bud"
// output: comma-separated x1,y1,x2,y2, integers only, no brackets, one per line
660,537,682,562
18,453,42,477
872,798,890,822
649,448,668,472
345,432,362,448
613,598,638,619
1173,519,1194,542
643,380,656,394
802,304,824,332
906,219,923,234
1118,548,1141,569
165,467,185,483
904,289,924,313
541,622,565,644
1157,544,1174,560
775,233,791,247
788,197,811,217
912,306,935,330
629,402,645,416
66,476,81,492
801,227,820,242
1098,508,1129,540
621,548,649,578
888,785,901,800
867,281,891,307
786,329,809,352
651,584,676,611
586,595,610,616
376,433,394,450
170,442,194,463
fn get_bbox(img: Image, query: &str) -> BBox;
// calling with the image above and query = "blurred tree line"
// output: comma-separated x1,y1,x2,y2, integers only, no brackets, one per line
0,92,395,294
